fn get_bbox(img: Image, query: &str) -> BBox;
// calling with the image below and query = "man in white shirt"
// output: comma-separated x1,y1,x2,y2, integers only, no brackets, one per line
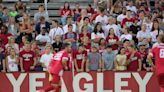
36,27,50,51
49,19,64,43
63,17,76,34
104,16,120,37
95,7,108,29
117,7,126,23
126,0,137,14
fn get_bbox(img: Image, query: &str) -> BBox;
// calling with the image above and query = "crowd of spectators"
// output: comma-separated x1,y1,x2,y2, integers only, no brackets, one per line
0,0,164,72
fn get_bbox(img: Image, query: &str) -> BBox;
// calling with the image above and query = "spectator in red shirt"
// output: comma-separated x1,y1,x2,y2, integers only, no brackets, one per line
122,10,135,27
60,2,72,25
106,28,119,55
86,4,94,15
127,45,142,71
73,44,87,72
79,25,91,42
0,25,12,45
73,3,81,22
19,42,37,72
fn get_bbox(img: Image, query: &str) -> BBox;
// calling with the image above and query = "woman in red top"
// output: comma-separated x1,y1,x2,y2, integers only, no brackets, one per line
106,28,119,55
79,25,91,42
60,2,72,25
19,13,33,43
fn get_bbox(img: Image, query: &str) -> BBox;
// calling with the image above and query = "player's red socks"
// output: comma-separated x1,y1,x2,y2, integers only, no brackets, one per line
44,85,55,92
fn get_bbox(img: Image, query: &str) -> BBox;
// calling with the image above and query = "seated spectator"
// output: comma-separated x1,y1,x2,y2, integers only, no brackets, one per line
121,10,135,27
110,0,123,14
143,16,153,32
79,25,91,42
52,35,63,52
1,7,9,24
49,19,64,44
106,28,119,55
34,5,49,24
8,17,19,38
82,37,91,53
63,17,76,34
117,7,126,23
91,22,105,46
0,5,3,18
73,3,81,22
31,41,40,61
60,2,72,25
86,4,94,16
0,46,5,72
5,36,19,54
35,16,50,34
36,27,50,51
137,24,151,47
9,7,18,17
79,17,93,33
15,6,24,23
40,45,53,71
77,9,88,26
6,48,19,72
19,42,37,72
120,27,132,42
64,24,77,50
102,45,115,70
19,35,28,52
73,44,87,72
114,47,128,71
19,13,33,42
157,16,164,31
14,0,26,12
95,7,108,29
5,46,12,56
98,38,106,53
0,25,12,45
86,46,102,72
127,45,142,71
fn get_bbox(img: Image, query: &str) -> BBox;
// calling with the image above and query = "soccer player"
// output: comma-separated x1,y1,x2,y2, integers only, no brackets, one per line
148,34,164,92
41,43,72,92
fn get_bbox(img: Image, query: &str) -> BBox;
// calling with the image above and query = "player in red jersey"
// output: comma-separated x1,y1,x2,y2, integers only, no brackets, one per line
40,43,72,92
148,34,164,92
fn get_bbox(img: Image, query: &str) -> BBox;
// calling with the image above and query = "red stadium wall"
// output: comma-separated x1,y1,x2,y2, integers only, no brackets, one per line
0,71,160,92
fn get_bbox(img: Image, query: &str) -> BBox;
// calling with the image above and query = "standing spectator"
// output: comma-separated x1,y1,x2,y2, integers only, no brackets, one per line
86,4,94,15
19,42,37,72
14,0,26,12
6,48,19,72
19,13,33,42
73,3,81,22
117,7,126,23
8,17,19,38
60,2,72,25
86,46,102,72
122,10,135,27
73,44,87,72
91,22,105,46
35,16,50,34
126,0,137,14
52,35,63,52
5,36,19,54
137,24,151,47
1,7,9,24
102,45,115,70
49,19,64,44
95,7,108,29
79,25,91,42
106,28,119,55
143,16,153,32
63,17,76,34
19,35,28,52
127,45,142,71
0,25,12,45
40,45,53,71
36,27,51,51
0,5,3,18
64,24,77,50
98,38,106,53
0,46,5,72
77,9,88,26
34,5,49,24
114,47,128,71
120,27,133,42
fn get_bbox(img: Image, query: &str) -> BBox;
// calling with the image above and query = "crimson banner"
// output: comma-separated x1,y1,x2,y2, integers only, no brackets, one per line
0,71,161,92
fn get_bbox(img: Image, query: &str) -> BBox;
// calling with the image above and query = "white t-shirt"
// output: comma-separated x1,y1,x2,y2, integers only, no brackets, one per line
143,22,153,32
7,56,18,72
117,14,126,23
36,34,51,43
63,24,76,34
119,34,132,41
95,15,108,26
91,32,105,40
40,53,53,71
126,6,137,13
49,27,64,43
104,24,121,37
